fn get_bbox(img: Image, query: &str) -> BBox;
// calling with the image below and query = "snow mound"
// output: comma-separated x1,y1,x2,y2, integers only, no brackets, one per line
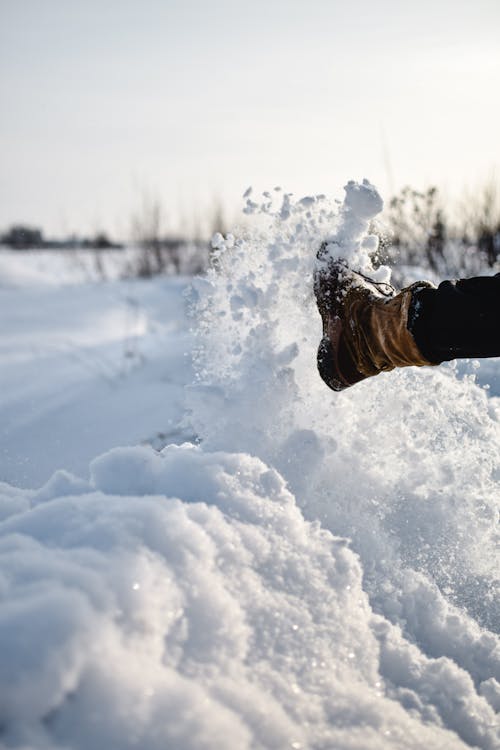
0,443,497,749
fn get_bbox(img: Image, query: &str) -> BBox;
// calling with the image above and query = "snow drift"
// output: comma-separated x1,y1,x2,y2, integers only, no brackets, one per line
0,181,498,749
1,443,497,749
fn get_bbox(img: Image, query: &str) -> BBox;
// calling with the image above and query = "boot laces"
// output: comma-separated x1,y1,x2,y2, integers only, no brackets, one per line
351,268,396,298
317,243,396,298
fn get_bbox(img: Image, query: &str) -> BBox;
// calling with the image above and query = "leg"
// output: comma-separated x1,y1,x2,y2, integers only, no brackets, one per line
409,275,500,363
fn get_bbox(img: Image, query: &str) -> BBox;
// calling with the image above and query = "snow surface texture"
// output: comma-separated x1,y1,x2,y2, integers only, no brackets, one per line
0,181,499,749
0,275,193,487
0,248,133,287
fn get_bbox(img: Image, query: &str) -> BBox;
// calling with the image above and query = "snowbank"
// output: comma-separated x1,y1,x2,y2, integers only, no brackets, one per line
1,443,497,749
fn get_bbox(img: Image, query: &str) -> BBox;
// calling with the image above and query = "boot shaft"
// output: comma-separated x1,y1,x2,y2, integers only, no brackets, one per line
346,284,434,378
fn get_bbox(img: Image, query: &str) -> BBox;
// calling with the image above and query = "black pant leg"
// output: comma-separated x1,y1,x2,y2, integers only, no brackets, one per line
408,274,500,363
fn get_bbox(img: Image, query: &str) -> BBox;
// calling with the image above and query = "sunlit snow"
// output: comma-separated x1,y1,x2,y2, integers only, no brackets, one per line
0,182,498,749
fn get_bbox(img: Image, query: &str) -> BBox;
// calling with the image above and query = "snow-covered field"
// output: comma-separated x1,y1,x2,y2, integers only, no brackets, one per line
0,266,193,488
0,183,499,749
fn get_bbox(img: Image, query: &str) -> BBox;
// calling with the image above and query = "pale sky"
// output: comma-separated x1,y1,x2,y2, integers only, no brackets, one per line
1,0,499,238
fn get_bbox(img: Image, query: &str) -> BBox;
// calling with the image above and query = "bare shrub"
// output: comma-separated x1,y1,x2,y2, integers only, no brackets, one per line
386,186,446,272
459,179,500,267
128,191,210,278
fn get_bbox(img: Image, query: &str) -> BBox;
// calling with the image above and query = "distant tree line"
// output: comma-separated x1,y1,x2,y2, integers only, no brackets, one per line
0,225,123,251
3,182,499,278
0,191,230,278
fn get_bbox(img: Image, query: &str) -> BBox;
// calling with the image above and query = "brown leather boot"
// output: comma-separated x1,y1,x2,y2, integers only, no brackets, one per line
314,253,435,392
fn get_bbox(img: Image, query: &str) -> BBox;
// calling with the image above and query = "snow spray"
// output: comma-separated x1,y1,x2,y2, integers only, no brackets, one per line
189,178,500,686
